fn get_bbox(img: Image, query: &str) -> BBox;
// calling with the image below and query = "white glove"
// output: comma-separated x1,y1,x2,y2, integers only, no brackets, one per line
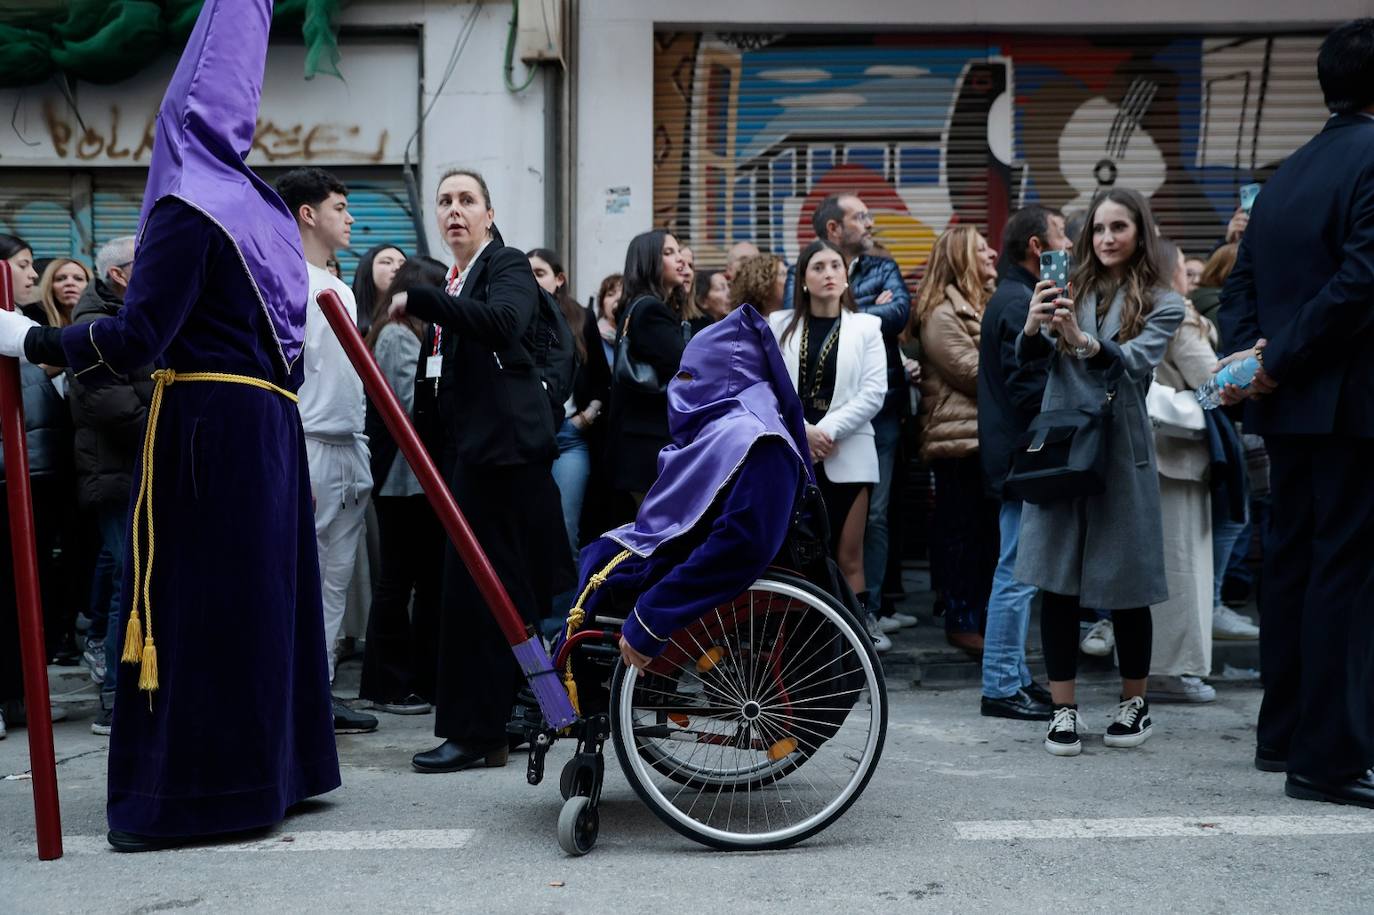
0,309,38,359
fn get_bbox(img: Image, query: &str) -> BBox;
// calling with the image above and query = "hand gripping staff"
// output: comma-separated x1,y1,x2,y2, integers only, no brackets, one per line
314,290,576,729
0,260,63,860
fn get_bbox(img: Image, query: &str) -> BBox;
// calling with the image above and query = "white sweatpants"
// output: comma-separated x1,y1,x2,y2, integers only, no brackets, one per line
307,435,373,681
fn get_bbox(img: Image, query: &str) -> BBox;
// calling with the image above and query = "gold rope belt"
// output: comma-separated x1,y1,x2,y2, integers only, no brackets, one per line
560,549,633,717
122,369,298,696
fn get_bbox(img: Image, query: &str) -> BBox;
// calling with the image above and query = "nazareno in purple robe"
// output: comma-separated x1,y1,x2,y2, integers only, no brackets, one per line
56,199,340,836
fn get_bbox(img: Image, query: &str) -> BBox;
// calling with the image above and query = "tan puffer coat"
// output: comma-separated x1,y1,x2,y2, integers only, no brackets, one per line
917,285,983,461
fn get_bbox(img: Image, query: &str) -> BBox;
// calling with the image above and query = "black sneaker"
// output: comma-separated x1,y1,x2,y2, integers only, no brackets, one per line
333,698,379,734
371,694,432,715
1044,706,1083,757
1103,696,1153,748
91,706,113,736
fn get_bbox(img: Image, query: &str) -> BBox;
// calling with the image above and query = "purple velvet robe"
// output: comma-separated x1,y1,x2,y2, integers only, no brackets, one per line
60,199,339,836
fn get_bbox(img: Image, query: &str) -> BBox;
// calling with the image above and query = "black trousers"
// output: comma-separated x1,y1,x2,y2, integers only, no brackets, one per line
433,461,569,745
930,456,1000,633
1041,592,1152,683
1258,435,1374,781
359,495,443,704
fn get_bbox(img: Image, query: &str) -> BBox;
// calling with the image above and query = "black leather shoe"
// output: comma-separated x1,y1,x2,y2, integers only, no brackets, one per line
1022,681,1053,706
108,830,194,853
1285,770,1374,809
981,690,1053,721
1254,746,1287,773
412,739,510,773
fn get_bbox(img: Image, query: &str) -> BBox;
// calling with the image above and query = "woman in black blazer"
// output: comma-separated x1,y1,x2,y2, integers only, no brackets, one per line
389,169,571,774
606,229,690,499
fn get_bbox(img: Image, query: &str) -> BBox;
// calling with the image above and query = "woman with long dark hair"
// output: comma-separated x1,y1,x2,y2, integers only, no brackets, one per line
914,226,1001,657
351,243,407,335
387,169,570,773
605,229,689,501
358,256,449,714
769,239,888,648
1016,187,1185,756
527,247,611,556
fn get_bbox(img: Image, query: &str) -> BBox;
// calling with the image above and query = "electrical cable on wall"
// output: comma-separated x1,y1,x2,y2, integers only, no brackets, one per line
504,0,538,93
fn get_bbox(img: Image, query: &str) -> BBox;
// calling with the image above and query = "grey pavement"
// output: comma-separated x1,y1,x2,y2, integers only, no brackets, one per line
3,641,1372,914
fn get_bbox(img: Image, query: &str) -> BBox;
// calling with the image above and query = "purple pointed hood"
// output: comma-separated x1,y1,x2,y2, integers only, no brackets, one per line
138,0,308,371
607,304,814,557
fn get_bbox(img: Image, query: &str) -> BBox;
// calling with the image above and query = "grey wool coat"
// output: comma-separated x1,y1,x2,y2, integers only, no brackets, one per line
1013,285,1186,609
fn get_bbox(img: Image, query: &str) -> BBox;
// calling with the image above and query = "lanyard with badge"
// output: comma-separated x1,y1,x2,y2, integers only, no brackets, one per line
426,264,464,391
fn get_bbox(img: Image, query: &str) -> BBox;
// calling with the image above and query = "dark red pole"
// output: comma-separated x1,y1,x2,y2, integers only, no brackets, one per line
314,290,529,646
0,260,63,860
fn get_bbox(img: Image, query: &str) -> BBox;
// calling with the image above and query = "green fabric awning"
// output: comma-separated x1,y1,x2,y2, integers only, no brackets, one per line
0,0,343,88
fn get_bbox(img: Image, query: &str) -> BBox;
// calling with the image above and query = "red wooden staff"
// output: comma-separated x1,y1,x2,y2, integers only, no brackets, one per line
315,290,575,728
0,259,63,860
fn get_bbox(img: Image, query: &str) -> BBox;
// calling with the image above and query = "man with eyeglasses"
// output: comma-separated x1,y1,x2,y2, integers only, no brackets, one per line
66,235,150,735
785,193,915,650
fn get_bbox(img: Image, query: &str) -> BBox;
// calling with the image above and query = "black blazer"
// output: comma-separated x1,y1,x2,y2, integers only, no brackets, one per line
977,262,1050,497
1218,113,1374,437
406,242,558,468
605,294,687,492
571,304,612,412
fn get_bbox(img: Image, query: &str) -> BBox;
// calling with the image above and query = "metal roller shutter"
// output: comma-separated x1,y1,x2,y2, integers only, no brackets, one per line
91,169,420,281
0,172,82,262
655,31,1328,278
91,174,145,252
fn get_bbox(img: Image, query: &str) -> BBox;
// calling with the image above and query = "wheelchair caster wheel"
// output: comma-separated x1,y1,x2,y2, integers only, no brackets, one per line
559,758,577,801
557,796,599,856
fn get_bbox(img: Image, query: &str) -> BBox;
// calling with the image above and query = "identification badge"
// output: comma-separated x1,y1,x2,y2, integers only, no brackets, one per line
426,355,444,378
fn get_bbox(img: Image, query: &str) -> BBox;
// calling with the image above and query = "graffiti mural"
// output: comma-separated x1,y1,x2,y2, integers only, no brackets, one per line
654,31,1327,283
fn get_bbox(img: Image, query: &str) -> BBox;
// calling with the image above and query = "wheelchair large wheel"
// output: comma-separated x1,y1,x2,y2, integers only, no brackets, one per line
610,572,886,850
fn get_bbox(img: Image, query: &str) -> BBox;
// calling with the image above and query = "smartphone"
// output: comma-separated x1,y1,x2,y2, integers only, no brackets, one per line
1240,183,1261,214
1040,249,1070,292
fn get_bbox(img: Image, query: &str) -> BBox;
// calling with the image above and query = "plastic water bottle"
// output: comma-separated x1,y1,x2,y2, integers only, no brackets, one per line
1195,356,1259,410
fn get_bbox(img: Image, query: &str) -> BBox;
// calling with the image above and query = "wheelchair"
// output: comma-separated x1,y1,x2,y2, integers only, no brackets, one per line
510,485,888,855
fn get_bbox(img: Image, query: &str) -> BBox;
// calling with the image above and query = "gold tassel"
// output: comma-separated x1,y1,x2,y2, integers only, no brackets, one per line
138,638,159,692
121,611,143,664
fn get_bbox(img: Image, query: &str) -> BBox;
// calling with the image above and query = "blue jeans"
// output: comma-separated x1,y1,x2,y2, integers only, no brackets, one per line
97,504,127,708
863,410,901,596
1213,515,1249,607
551,417,591,555
982,500,1037,698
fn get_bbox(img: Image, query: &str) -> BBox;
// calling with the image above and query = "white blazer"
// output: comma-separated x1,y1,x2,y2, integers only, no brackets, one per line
768,309,887,483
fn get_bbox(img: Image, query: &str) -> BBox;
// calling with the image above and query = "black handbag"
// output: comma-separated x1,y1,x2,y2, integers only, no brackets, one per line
1004,381,1117,505
612,296,666,394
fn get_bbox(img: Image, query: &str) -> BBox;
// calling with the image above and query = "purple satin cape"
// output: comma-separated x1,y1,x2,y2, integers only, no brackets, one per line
138,0,308,372
607,304,814,557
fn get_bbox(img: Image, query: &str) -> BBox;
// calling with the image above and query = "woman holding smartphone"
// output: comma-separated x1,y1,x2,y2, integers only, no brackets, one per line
770,239,888,648
1015,187,1185,757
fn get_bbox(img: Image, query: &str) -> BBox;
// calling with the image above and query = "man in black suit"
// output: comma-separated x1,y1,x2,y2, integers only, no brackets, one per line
976,205,1070,721
1217,18,1374,808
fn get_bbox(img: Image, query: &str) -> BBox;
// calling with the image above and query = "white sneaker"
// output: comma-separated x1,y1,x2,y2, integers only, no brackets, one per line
1147,674,1217,704
865,613,892,653
889,612,919,629
0,708,6,740
877,616,903,634
49,704,68,723
1080,619,1115,657
1212,605,1259,640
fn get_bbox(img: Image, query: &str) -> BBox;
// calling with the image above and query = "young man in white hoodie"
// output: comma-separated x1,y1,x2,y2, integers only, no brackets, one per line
277,167,378,735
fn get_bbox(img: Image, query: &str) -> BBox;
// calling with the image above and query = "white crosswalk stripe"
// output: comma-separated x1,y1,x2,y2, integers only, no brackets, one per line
955,815,1374,840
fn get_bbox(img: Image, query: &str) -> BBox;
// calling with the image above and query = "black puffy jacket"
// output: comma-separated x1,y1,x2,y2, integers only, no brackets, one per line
0,360,68,483
65,280,154,509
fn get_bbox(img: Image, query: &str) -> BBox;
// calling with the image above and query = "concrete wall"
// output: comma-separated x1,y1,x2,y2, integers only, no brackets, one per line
340,1,553,260
573,0,1369,299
